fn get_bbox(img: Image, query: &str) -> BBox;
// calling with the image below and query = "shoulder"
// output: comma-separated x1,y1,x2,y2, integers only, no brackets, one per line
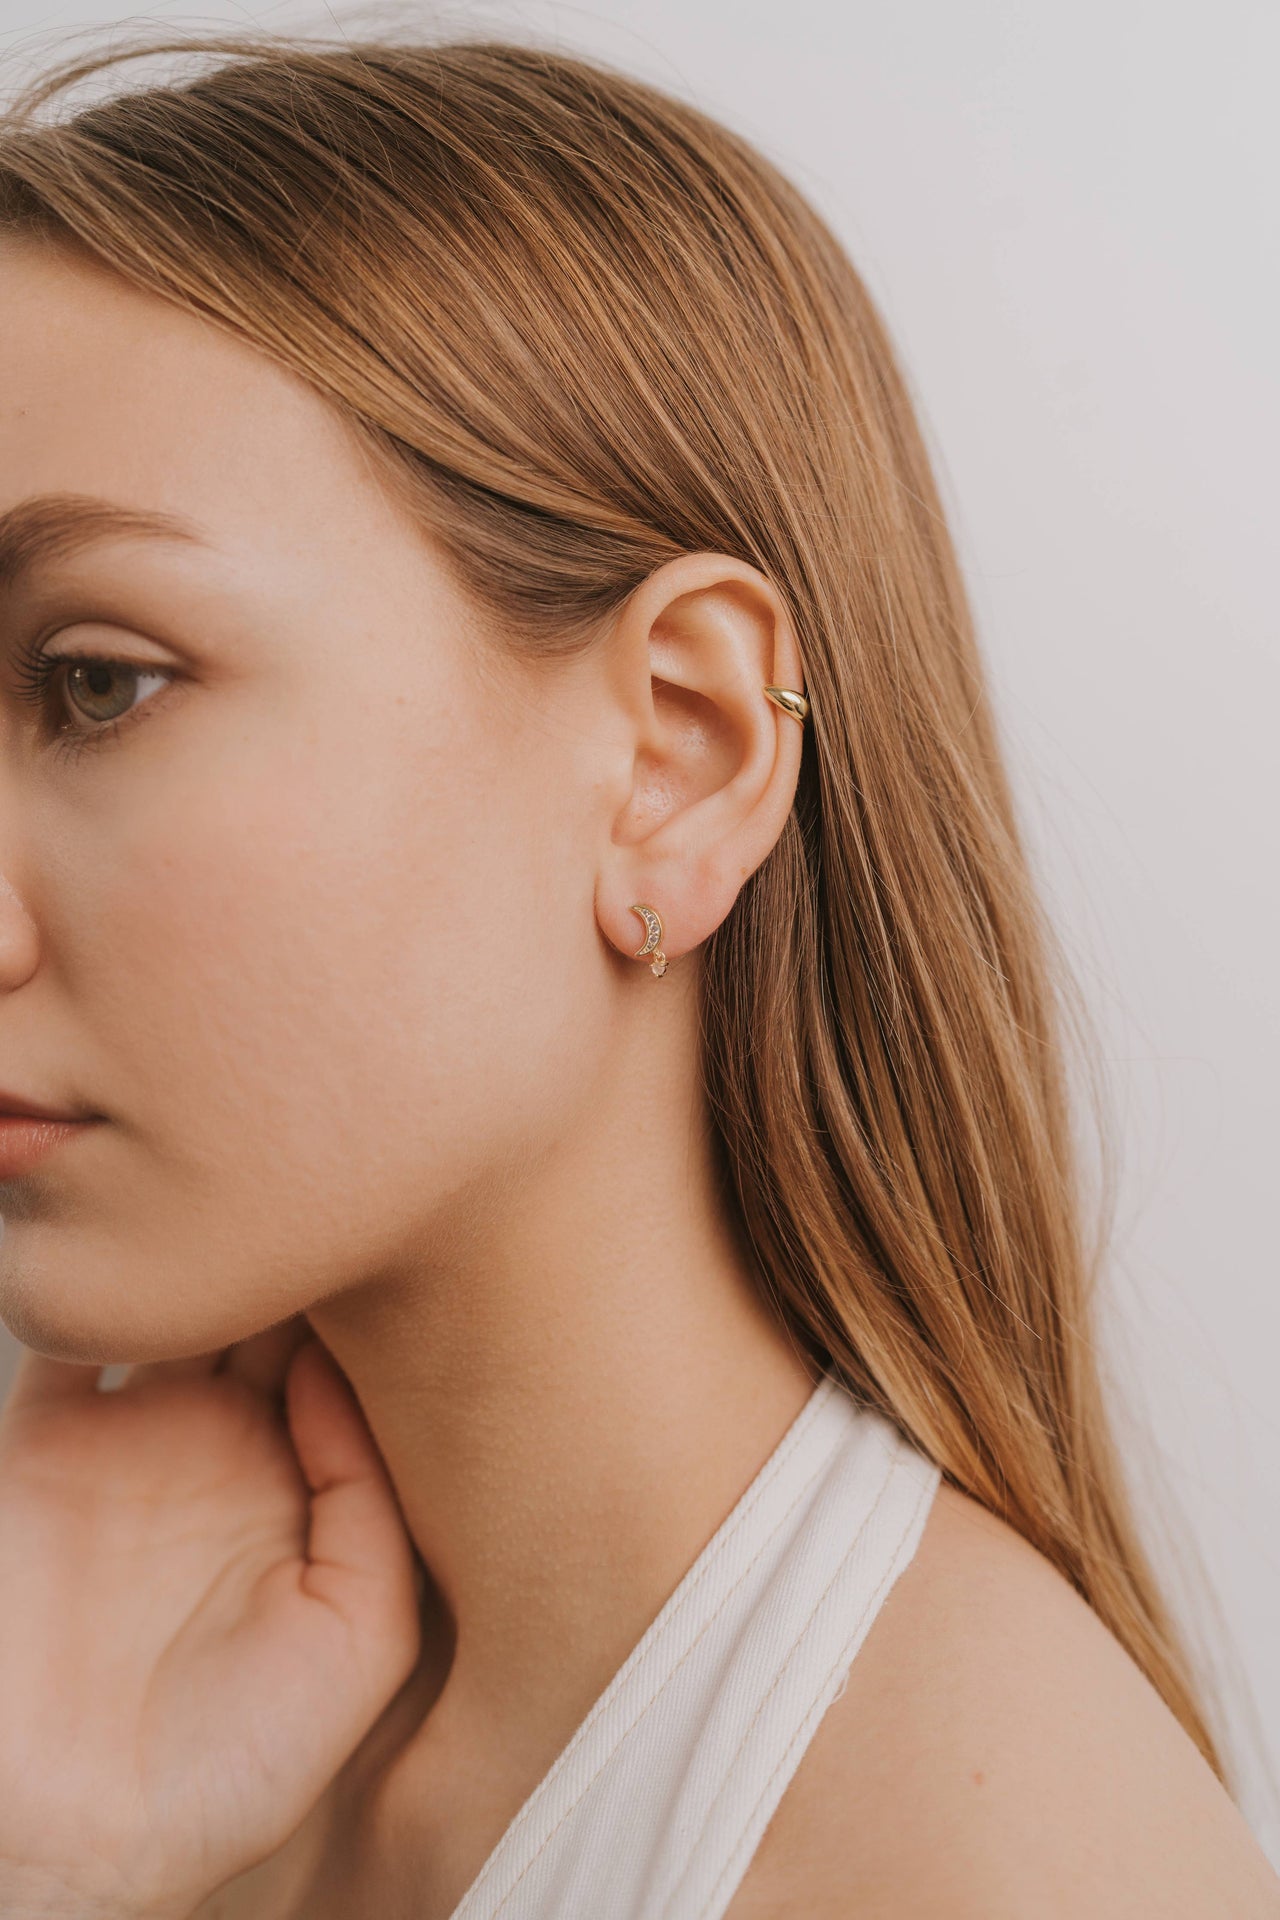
726,1478,1280,1918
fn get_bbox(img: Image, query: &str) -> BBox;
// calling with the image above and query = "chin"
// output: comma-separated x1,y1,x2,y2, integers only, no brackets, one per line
0,1235,189,1369
0,1297,122,1368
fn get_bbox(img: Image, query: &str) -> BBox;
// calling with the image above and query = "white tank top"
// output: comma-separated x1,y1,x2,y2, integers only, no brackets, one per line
450,1368,942,1920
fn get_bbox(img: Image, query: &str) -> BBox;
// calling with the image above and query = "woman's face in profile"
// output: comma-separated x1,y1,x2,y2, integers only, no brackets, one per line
0,239,618,1365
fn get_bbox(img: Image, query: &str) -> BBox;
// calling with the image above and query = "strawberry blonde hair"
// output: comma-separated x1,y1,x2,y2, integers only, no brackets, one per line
0,27,1233,1786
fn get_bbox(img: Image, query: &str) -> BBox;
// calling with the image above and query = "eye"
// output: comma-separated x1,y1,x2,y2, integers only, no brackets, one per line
10,637,176,762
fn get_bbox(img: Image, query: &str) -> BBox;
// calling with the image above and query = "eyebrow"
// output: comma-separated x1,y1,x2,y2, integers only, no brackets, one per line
0,493,211,592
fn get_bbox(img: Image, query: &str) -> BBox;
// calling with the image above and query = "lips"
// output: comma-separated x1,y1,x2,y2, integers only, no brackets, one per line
0,1112,98,1180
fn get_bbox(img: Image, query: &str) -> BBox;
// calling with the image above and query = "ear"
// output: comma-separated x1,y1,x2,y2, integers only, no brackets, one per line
595,551,808,974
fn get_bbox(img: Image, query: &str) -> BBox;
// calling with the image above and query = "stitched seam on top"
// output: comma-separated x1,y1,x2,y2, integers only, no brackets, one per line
477,1408,845,1919
474,1389,852,1920
458,1373,843,1911
694,1455,939,1920
686,1438,900,1879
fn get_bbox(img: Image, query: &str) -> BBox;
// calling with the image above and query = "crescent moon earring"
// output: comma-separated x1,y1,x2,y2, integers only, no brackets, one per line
629,903,669,977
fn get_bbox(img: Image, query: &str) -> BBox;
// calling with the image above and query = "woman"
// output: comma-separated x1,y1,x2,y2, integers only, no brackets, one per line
0,30,1274,1919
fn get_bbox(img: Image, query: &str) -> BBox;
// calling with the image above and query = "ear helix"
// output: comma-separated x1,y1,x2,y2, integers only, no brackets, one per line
623,685,809,981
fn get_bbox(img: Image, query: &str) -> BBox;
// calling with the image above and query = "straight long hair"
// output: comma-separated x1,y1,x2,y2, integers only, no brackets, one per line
0,27,1230,1785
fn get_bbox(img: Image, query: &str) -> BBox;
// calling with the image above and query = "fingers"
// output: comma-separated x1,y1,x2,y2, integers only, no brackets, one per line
284,1338,419,1624
218,1314,313,1398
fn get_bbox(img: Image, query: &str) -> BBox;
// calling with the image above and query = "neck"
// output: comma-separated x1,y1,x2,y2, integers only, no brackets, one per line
305,989,820,1882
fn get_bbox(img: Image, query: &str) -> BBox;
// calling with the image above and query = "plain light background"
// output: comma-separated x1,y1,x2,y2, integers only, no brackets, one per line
1,0,1277,1865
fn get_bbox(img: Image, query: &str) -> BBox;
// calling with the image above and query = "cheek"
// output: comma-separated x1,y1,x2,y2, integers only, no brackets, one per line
128,740,573,1148
25,719,609,1356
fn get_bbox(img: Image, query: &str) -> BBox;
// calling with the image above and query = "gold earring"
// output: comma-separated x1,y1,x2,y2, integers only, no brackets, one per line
763,684,809,723
629,903,669,977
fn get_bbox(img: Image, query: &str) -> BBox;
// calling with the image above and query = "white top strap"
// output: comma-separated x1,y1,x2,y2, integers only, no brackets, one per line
452,1373,941,1920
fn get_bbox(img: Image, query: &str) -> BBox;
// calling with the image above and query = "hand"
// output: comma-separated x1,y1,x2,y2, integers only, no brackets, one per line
0,1319,423,1918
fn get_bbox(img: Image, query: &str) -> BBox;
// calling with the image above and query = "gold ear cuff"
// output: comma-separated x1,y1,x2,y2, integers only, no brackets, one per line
763,684,809,723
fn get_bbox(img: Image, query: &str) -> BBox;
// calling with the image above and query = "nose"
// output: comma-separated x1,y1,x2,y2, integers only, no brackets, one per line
0,867,39,989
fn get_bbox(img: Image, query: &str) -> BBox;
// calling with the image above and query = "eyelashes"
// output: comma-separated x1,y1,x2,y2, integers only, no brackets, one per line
8,632,175,763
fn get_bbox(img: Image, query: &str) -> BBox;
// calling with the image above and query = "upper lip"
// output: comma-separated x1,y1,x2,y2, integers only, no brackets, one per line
0,1088,93,1121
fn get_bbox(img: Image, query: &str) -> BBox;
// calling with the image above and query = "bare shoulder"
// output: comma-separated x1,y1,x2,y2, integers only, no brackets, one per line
726,1478,1280,1919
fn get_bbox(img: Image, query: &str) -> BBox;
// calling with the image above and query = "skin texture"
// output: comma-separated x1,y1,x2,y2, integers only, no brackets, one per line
2,240,1277,1919
722,1480,1280,1917
0,238,819,1913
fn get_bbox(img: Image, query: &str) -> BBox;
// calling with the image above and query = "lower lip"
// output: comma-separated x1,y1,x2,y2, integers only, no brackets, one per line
0,1117,99,1178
